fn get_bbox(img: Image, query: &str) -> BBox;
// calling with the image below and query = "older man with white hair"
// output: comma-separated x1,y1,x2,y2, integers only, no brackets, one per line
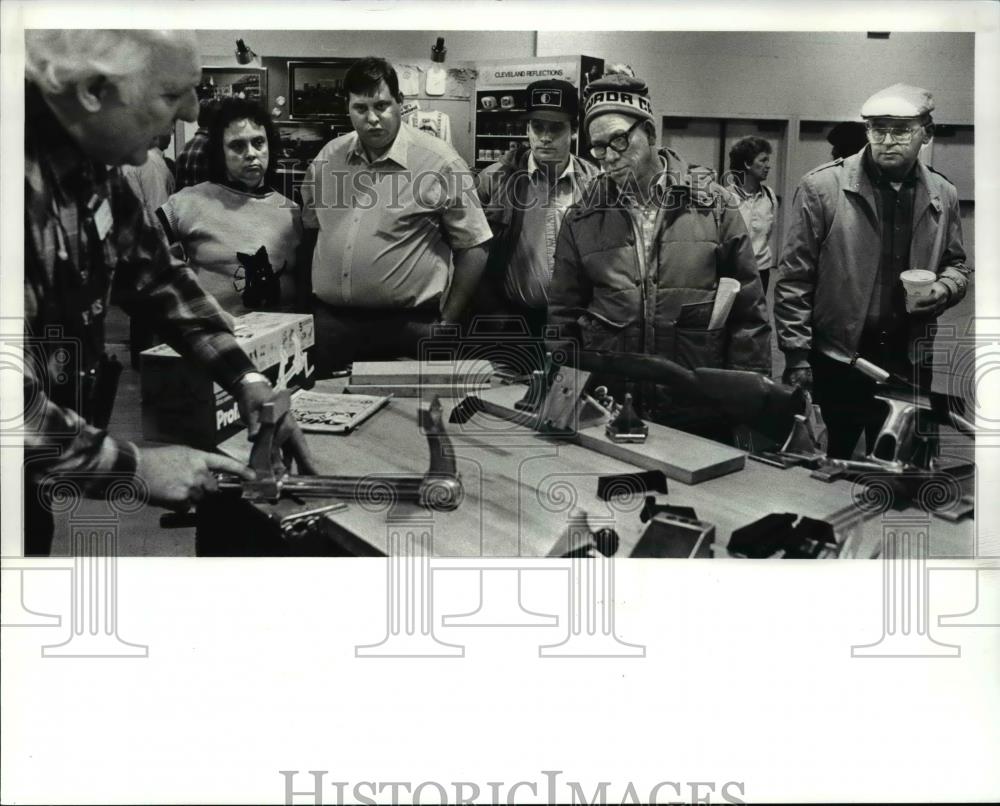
774,83,971,458
23,30,314,555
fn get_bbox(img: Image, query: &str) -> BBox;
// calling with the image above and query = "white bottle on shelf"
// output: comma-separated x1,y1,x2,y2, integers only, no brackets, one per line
426,37,447,96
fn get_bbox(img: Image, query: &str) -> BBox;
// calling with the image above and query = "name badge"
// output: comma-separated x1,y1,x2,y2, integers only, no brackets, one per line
92,198,113,241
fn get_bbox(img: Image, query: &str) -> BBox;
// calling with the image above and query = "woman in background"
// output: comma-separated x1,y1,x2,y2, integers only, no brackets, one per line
158,98,301,315
726,136,779,295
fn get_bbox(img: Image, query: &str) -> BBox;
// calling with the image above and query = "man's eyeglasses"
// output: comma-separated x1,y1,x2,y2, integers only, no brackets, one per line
589,119,643,159
865,125,923,145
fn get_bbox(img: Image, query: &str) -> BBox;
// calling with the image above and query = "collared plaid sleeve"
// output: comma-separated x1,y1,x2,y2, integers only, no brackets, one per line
22,350,140,496
23,153,141,495
109,172,256,392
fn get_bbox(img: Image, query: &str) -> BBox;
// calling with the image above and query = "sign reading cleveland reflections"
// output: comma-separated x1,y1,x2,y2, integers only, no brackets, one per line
478,60,579,88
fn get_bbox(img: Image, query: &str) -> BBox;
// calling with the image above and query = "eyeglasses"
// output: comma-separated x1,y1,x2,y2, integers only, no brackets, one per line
589,119,643,159
865,125,922,144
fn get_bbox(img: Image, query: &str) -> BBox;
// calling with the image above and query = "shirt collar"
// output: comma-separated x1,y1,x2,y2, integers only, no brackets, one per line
349,122,410,169
527,152,576,182
863,147,918,188
728,178,764,200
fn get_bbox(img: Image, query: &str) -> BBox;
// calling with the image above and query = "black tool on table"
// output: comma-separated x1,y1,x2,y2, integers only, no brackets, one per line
546,510,621,558
596,471,667,502
630,506,715,558
545,345,810,444
605,392,648,443
728,512,838,559
639,496,696,524
477,344,807,443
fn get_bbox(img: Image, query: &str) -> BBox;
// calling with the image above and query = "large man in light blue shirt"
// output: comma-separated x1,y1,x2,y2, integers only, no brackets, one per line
299,57,492,373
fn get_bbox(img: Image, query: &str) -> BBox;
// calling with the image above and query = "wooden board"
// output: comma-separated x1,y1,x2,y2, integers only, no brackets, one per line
346,383,490,399
350,359,493,387
476,384,746,485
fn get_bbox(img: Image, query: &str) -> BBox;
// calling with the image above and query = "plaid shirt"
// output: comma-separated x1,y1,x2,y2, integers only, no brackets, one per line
621,163,671,278
174,129,211,190
23,84,255,496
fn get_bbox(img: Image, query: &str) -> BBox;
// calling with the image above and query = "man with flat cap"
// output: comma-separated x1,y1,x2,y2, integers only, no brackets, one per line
475,79,600,353
548,74,771,442
774,83,971,458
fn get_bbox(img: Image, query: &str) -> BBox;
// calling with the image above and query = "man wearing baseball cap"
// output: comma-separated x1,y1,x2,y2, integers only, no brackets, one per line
774,83,971,458
474,79,600,355
547,74,770,441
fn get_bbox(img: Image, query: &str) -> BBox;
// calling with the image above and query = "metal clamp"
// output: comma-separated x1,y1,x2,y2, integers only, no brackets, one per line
278,502,348,539
216,394,463,511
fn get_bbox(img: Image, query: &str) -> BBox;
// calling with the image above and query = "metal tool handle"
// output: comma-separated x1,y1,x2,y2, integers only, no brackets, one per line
851,356,891,383
281,502,347,524
279,502,348,538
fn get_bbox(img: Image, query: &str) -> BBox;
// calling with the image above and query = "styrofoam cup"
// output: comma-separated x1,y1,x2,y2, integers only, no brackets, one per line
900,269,936,312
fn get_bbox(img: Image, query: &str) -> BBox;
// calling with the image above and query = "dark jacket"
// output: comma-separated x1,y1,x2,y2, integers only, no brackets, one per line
547,147,771,426
476,145,532,285
475,146,600,310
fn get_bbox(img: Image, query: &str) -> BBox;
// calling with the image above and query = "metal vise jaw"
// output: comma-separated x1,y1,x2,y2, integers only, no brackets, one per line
242,389,292,502
869,394,937,470
535,365,612,435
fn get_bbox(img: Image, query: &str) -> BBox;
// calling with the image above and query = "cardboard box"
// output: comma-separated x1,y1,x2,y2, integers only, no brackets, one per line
141,312,316,448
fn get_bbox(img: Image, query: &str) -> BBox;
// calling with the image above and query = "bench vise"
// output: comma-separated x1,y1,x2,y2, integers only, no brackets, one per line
214,390,463,511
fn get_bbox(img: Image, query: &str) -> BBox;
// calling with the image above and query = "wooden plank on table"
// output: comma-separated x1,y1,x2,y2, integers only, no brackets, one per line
350,359,493,387
347,382,490,398
477,384,746,484
575,424,745,484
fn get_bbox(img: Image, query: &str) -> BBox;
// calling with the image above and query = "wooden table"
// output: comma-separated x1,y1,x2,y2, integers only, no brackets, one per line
217,380,976,558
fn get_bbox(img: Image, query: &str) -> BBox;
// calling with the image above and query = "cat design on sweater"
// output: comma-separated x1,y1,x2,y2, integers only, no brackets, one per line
235,245,285,309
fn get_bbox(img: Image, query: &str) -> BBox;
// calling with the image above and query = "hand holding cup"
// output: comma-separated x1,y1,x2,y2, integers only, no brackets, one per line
901,269,949,316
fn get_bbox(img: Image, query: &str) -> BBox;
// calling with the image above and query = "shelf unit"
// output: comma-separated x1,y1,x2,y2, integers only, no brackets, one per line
474,90,529,165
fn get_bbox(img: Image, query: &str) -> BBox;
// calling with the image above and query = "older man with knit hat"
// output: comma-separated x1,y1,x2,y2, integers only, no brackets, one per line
547,74,771,442
774,83,971,458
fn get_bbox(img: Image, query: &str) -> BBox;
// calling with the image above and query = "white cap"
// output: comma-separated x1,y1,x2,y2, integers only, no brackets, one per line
861,83,935,119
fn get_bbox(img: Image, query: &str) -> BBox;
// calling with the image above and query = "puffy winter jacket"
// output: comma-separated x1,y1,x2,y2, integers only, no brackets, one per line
548,147,771,426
